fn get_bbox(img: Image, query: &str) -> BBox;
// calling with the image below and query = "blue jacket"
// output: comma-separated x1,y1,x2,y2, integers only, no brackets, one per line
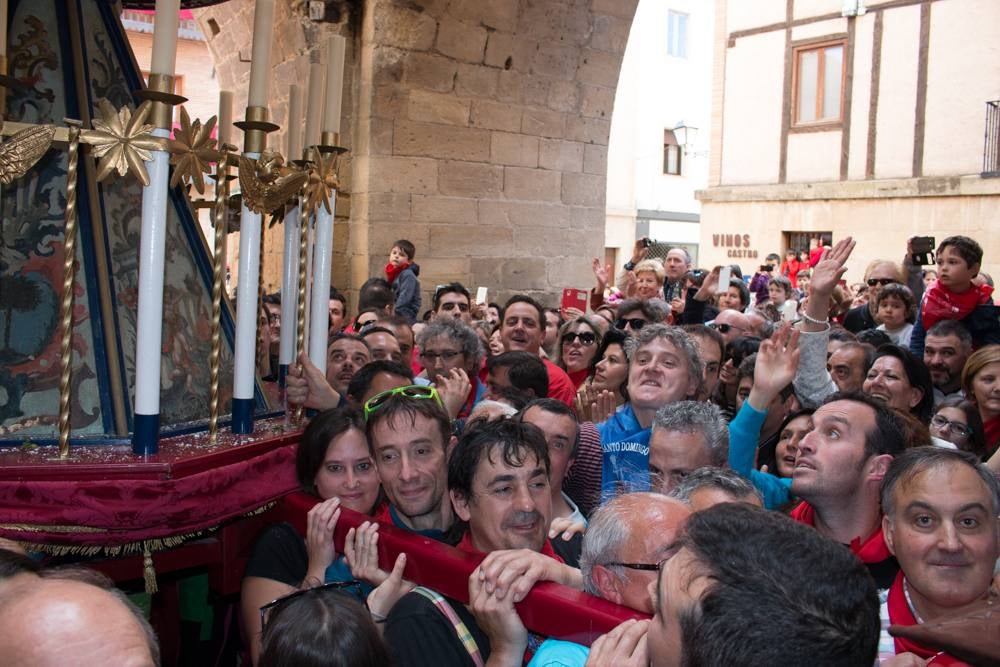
728,402,792,509
597,404,651,502
393,263,422,323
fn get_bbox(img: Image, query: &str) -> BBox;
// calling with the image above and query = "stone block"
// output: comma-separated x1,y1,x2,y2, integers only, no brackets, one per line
590,14,632,53
362,193,412,222
373,46,406,86
436,16,487,63
568,205,606,231
545,256,597,288
530,43,579,80
373,4,437,51
470,99,522,132
367,156,439,194
430,224,513,257
539,139,584,172
448,0,519,32
438,161,504,197
367,222,430,256
504,166,560,201
515,226,593,256
406,89,471,126
484,34,538,72
406,0,451,18
583,143,608,175
393,121,491,161
521,75,550,108
455,64,499,97
372,84,407,120
561,172,605,207
492,257,550,290
521,108,565,139
491,132,539,167
371,118,395,155
418,257,473,286
579,84,615,119
591,0,639,20
565,116,611,144
545,80,581,113
404,52,457,92
479,200,570,228
576,49,621,88
411,195,479,224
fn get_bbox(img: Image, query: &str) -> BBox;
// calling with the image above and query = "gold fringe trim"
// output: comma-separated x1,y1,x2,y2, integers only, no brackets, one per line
3,501,278,594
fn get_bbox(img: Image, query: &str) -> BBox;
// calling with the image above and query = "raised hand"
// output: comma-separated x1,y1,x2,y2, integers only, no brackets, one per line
303,497,341,587
748,322,800,411
694,266,722,302
809,236,856,297
344,521,390,586
592,258,611,288
366,552,412,623
434,368,472,419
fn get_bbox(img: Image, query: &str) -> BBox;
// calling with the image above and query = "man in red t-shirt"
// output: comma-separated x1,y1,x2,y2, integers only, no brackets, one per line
498,295,577,408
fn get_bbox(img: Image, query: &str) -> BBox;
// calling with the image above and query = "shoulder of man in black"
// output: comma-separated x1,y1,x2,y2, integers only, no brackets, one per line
243,522,308,588
384,588,492,667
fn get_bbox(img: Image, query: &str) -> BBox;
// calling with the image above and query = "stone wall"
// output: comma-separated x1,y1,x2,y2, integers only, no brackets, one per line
194,0,637,312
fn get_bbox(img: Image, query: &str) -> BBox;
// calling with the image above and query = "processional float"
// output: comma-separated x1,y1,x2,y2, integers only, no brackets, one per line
0,0,347,591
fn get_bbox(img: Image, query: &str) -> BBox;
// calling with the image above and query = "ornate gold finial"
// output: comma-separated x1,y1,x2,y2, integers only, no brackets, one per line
303,151,340,216
238,152,308,215
168,107,221,194
80,99,163,187
0,123,56,184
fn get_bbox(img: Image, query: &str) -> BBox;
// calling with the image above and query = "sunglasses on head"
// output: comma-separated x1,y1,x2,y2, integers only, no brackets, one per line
708,322,744,335
561,331,597,346
866,278,897,287
363,384,442,420
260,580,364,632
614,318,647,331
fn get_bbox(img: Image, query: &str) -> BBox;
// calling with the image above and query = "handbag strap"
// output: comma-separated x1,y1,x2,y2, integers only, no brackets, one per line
411,587,485,667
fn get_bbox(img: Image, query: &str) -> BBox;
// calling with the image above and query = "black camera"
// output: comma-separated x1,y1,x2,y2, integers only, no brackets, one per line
760,264,775,272
910,236,935,265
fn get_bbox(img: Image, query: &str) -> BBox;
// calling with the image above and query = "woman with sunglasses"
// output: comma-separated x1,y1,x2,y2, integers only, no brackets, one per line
242,406,382,664
556,317,603,389
576,327,629,423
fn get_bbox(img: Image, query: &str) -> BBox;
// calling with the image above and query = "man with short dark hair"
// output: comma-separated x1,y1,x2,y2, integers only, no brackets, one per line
791,392,907,588
486,351,548,403
360,325,402,364
345,360,414,406
328,289,347,338
358,277,395,317
589,504,880,667
433,283,473,324
499,295,577,407
519,399,585,527
827,341,874,393
922,319,972,405
877,447,1000,664
668,466,763,510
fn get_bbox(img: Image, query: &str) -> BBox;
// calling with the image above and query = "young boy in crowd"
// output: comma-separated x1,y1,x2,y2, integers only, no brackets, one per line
385,239,421,324
910,235,1000,356
875,283,916,347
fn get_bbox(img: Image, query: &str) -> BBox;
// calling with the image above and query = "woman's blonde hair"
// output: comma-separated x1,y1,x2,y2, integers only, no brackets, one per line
633,258,666,284
961,344,1000,400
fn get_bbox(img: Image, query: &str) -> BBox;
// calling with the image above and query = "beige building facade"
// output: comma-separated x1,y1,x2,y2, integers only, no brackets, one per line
698,0,1000,280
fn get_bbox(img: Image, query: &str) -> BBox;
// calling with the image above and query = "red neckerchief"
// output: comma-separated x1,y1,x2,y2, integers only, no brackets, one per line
455,530,564,563
385,261,408,285
887,573,969,665
920,279,993,331
789,502,893,563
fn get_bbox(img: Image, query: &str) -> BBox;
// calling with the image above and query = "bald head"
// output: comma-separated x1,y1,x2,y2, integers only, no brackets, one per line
0,578,158,666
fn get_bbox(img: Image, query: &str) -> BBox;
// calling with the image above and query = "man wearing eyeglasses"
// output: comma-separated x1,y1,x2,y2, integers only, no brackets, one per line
844,260,903,333
432,283,473,324
416,318,486,418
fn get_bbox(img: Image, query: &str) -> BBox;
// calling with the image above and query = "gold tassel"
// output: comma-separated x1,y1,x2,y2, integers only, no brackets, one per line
142,542,157,594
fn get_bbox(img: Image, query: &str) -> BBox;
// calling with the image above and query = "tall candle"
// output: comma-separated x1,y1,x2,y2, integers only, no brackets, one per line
218,90,233,146
286,84,302,159
149,0,180,77
247,0,275,108
0,0,9,57
303,62,325,154
322,35,346,134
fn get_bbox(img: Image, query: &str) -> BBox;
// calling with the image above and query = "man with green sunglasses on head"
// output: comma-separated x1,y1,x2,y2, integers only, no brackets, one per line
364,385,457,542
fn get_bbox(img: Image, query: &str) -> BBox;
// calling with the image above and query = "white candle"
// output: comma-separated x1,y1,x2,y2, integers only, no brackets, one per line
149,0,180,77
322,35,346,135
247,0,275,109
218,90,233,146
303,62,325,154
0,0,9,57
286,84,302,159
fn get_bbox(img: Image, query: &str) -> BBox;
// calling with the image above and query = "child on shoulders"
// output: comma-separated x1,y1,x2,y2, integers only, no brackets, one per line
385,239,421,323
875,283,915,348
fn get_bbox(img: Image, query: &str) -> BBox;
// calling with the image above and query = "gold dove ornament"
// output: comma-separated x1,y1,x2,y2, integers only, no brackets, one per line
0,123,56,185
168,107,221,194
238,152,308,215
81,99,163,187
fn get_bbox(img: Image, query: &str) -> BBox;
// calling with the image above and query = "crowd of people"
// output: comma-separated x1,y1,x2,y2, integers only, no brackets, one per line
3,234,999,666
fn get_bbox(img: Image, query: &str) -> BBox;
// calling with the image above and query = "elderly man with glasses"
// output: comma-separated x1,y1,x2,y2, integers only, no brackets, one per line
416,318,486,419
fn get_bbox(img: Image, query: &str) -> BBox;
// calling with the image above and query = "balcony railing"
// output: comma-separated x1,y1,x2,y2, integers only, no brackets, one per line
984,100,1000,177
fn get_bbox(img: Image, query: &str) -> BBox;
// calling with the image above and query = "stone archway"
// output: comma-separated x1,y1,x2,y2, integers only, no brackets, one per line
194,0,638,309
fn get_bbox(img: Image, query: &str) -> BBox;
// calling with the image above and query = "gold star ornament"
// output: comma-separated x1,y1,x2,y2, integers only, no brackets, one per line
81,99,164,187
168,107,221,195
304,151,341,216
